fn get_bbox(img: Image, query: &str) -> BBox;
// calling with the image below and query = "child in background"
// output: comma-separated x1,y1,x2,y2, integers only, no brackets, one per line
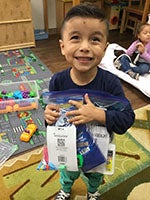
44,4,135,200
114,23,150,80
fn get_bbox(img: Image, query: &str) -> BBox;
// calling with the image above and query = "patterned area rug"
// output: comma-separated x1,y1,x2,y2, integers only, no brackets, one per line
0,48,52,156
0,105,149,200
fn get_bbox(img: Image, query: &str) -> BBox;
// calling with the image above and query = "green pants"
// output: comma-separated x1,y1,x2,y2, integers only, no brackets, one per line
60,170,104,193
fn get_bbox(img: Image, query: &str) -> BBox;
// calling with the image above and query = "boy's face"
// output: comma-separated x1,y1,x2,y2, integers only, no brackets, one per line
59,16,108,73
138,25,150,44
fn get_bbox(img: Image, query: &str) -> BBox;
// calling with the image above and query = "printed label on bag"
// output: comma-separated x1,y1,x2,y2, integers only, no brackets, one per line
47,125,78,171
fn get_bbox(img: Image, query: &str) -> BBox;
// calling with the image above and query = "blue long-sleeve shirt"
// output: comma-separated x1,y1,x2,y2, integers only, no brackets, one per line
48,67,135,135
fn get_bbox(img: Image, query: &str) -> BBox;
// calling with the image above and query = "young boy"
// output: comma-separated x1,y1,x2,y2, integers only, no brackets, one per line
114,23,150,80
44,3,135,200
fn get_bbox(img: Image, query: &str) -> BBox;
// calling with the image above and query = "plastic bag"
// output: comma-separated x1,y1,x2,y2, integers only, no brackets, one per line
0,141,17,167
42,89,129,112
77,125,106,172
37,89,128,171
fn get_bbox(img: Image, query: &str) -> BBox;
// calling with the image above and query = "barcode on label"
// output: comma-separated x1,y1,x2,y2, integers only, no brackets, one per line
57,138,65,147
58,155,67,163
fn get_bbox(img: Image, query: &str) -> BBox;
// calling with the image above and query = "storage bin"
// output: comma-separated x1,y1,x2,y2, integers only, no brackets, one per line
0,80,39,114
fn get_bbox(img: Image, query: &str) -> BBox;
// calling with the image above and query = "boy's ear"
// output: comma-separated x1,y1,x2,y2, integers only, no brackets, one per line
59,39,65,55
105,42,109,51
102,42,109,57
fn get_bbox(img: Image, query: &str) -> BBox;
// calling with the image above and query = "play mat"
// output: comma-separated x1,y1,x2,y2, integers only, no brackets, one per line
0,48,52,157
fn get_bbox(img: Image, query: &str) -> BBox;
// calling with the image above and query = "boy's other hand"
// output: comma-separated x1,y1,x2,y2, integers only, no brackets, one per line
44,104,60,125
66,93,105,125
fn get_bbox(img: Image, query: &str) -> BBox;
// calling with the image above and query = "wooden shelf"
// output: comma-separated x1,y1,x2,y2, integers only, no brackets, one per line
0,0,35,52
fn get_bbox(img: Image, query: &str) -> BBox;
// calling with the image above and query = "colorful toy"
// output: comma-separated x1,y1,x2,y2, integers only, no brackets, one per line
0,105,13,114
0,89,36,100
20,123,38,142
0,81,38,114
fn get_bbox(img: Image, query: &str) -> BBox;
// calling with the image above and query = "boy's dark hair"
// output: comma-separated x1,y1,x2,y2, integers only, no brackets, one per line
60,3,109,39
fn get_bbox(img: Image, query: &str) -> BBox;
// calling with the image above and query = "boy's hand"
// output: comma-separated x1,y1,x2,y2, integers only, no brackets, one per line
66,93,106,125
44,104,60,125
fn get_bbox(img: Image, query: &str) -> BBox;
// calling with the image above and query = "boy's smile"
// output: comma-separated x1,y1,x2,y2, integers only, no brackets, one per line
59,16,108,84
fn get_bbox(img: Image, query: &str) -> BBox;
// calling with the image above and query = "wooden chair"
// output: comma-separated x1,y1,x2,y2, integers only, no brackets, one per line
120,0,150,35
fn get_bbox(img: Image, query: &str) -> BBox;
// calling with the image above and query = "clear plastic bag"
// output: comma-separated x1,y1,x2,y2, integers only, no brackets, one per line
42,89,129,112
37,89,128,171
0,141,17,167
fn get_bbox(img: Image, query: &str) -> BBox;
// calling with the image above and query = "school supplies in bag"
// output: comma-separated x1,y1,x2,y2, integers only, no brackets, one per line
77,125,106,172
38,89,128,172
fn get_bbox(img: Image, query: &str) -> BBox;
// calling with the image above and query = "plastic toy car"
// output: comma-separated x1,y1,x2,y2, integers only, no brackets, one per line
20,123,38,142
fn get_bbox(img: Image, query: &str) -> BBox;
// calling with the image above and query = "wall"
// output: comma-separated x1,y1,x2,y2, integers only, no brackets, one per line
31,0,56,29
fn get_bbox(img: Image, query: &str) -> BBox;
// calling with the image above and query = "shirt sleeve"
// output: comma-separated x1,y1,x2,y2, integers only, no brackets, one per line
140,42,150,62
126,41,138,56
105,103,135,135
104,74,135,135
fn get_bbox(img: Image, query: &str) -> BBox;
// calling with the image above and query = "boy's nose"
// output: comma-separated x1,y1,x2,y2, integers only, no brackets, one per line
79,40,90,52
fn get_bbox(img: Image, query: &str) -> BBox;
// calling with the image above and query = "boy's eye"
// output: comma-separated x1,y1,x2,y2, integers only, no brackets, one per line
70,35,79,40
91,37,101,42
